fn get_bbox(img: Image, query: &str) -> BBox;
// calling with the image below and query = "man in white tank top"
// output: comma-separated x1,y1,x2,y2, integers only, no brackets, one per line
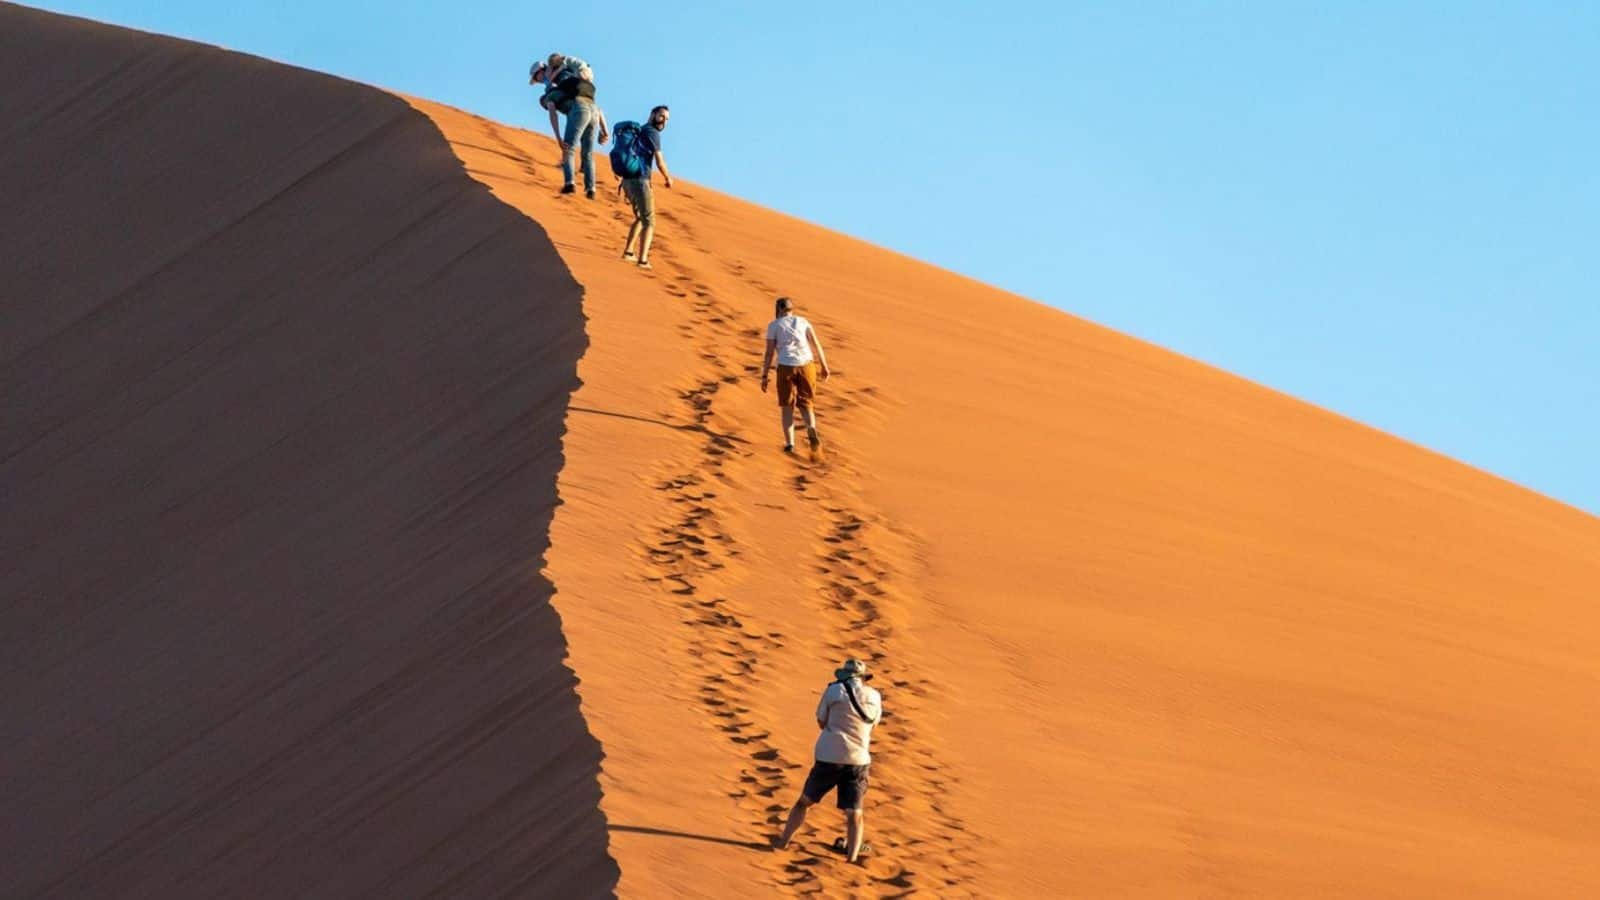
759,296,831,455
771,659,882,863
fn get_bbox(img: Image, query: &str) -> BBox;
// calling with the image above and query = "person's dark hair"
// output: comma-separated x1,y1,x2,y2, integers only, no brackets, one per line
651,105,670,118
774,296,793,317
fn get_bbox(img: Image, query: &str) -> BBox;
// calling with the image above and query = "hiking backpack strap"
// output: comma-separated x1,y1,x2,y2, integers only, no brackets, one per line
835,679,878,725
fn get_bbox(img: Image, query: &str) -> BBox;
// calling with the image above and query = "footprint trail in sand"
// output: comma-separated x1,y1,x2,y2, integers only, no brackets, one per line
634,227,983,895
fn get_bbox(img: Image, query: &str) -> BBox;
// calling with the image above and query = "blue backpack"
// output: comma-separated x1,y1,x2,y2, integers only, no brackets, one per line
608,121,650,179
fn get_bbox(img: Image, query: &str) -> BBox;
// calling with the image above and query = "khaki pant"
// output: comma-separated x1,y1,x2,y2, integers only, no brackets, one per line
622,177,654,226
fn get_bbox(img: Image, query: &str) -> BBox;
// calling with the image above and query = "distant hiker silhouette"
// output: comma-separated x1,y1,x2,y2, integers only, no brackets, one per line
760,296,831,455
530,52,608,197
773,659,882,863
611,105,673,270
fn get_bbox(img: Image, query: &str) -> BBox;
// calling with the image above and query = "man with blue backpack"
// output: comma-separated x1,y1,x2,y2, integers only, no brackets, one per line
609,105,673,270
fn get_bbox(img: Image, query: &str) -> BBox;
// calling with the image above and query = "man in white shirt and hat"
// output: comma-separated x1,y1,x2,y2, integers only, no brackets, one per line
772,658,882,863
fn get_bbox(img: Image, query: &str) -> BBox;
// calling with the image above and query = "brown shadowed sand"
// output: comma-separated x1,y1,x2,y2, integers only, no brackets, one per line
1,5,614,898
5,4,1600,898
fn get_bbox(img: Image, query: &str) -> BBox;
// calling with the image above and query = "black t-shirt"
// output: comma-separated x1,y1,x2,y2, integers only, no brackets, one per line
547,73,595,108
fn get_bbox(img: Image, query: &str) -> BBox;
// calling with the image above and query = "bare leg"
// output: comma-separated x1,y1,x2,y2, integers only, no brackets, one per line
637,222,656,263
773,794,813,849
781,406,796,447
844,807,864,863
802,406,819,445
623,219,641,258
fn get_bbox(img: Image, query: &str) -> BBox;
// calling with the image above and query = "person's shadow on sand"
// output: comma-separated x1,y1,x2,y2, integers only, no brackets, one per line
609,824,771,851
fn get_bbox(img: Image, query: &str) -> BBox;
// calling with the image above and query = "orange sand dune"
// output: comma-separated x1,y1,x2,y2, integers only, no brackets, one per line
415,94,1600,900
5,5,1600,898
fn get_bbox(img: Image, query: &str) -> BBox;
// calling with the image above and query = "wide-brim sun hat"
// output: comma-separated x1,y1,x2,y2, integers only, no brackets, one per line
835,658,872,681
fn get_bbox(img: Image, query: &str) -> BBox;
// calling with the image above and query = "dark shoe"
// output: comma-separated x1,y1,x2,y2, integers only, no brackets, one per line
808,433,822,450
586,189,596,199
637,260,653,270
783,444,795,454
830,837,871,857
560,184,576,195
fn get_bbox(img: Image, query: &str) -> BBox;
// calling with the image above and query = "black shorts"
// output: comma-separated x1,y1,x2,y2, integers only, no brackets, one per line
801,761,870,810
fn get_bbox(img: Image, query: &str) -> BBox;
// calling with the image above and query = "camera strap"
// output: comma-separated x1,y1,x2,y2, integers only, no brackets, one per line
834,679,877,725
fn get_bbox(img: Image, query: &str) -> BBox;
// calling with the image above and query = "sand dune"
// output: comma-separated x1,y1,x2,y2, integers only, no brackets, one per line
5,4,1600,898
414,100,1600,900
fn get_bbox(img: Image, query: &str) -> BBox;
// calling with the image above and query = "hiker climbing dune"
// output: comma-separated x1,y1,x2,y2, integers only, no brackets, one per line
609,105,673,270
772,659,882,864
760,296,830,456
529,51,609,197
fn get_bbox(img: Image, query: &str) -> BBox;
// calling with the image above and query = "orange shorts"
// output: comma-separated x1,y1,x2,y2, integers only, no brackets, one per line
776,363,817,410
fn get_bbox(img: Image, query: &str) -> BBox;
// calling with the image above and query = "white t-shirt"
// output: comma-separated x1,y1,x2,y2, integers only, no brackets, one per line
813,679,882,766
766,315,815,366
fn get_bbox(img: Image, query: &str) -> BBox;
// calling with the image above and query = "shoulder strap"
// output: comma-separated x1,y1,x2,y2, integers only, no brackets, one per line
835,679,878,725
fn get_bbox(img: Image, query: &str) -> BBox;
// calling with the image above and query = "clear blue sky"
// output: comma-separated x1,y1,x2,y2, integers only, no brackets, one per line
33,1,1600,515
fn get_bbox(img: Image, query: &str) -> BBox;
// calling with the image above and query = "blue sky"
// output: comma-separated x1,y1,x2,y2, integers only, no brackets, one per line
33,1,1600,515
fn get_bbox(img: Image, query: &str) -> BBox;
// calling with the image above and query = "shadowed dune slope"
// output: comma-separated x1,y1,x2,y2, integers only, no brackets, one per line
1,6,614,898
414,93,1600,897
